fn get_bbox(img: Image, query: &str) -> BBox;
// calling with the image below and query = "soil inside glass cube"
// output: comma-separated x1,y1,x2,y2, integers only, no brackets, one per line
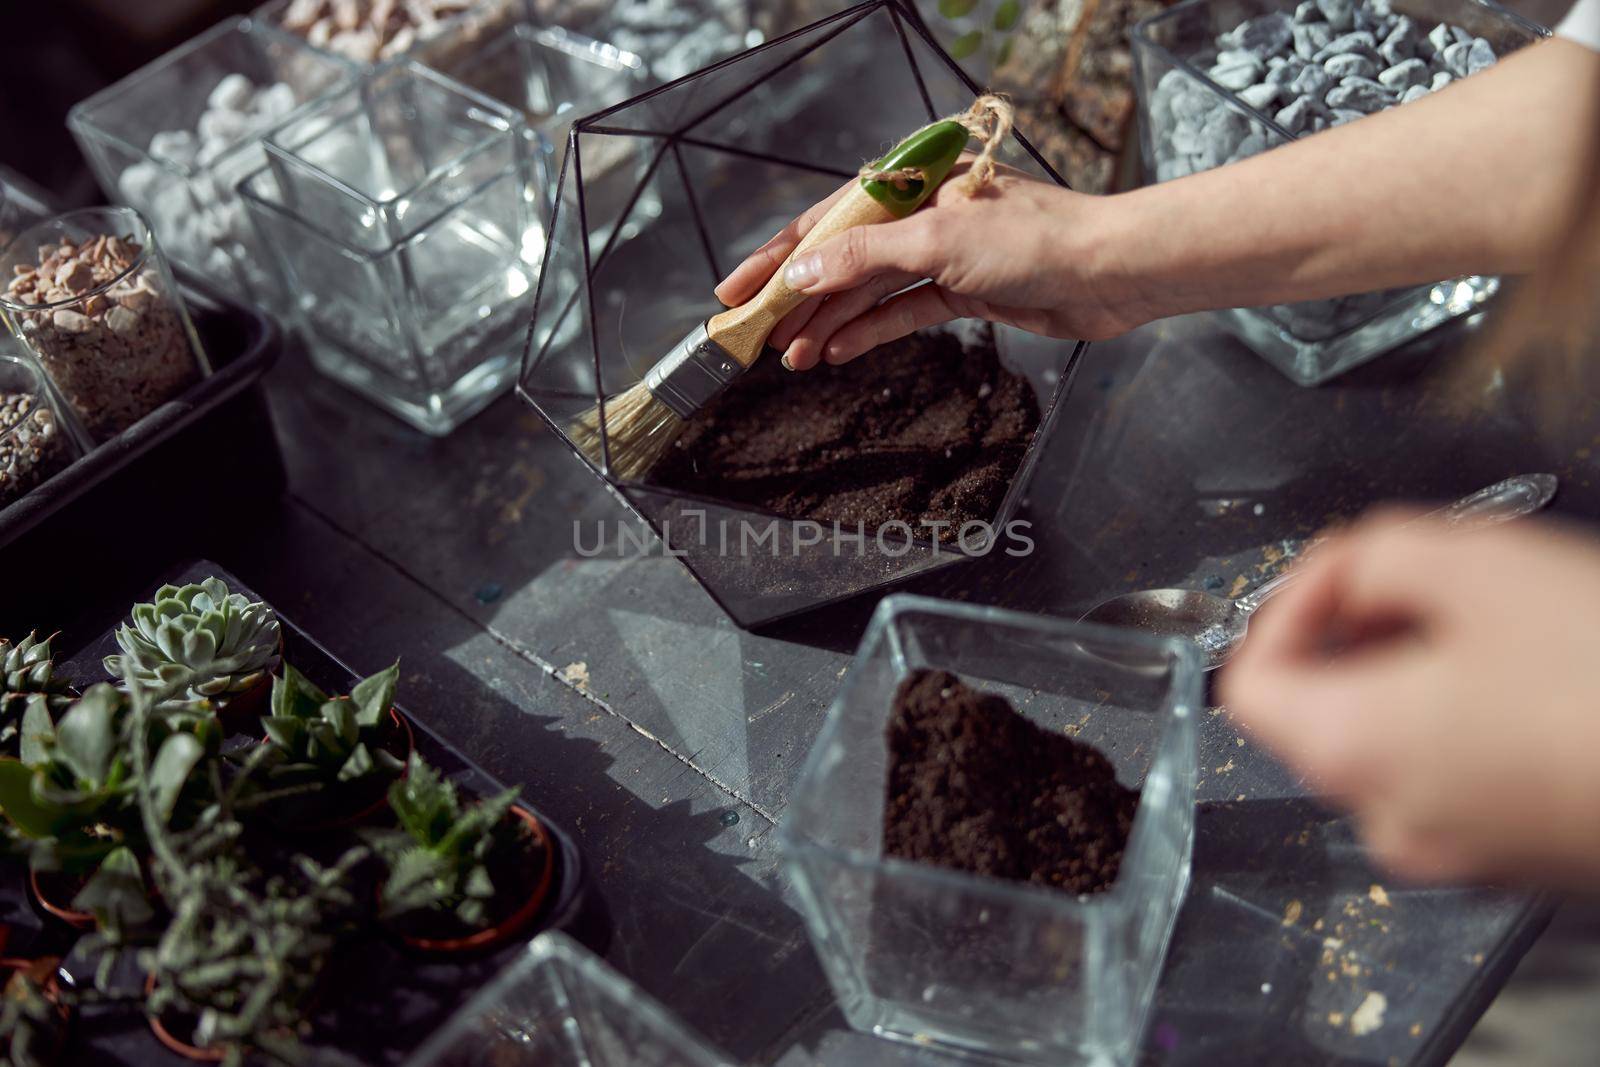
884,668,1137,894
647,326,1038,539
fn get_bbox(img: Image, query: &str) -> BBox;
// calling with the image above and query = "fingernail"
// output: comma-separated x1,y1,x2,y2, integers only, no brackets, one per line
784,253,821,290
781,353,795,371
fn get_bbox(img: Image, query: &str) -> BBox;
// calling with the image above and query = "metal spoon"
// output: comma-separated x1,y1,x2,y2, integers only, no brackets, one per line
1080,474,1558,671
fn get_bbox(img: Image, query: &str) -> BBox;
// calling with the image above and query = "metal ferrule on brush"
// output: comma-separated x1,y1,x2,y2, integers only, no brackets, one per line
643,323,747,420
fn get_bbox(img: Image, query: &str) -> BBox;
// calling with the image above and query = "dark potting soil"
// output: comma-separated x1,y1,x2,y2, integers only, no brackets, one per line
884,669,1138,894
648,326,1039,539
388,816,549,943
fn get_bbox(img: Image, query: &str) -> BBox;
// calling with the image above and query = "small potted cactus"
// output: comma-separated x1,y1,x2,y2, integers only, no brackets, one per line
0,632,74,749
105,578,282,721
368,754,553,954
255,661,414,831
0,956,71,1066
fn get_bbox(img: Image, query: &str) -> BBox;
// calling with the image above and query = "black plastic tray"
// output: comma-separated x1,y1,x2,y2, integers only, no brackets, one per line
1,561,598,1065
0,278,285,635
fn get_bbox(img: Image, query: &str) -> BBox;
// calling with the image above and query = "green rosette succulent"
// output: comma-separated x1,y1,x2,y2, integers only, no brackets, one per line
105,578,281,705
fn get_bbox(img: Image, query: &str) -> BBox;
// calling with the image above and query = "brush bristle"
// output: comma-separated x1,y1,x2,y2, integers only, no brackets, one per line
570,383,687,481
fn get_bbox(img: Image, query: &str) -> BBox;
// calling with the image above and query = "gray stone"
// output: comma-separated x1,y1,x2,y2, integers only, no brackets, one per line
1156,158,1193,182
1330,107,1368,125
1290,63,1334,99
1427,22,1454,57
1274,95,1312,134
1238,82,1281,110
1316,0,1354,32
1313,30,1378,64
1311,115,1330,132
1325,53,1376,79
1430,70,1453,91
1294,0,1321,24
1466,37,1496,75
1451,25,1473,46
1294,22,1336,60
1326,76,1390,111
1378,57,1429,90
1230,131,1270,162
1369,0,1392,16
1266,57,1308,85
1170,120,1204,155
1236,12,1295,56
1380,16,1418,65
1172,89,1218,123
1201,107,1251,159
1441,39,1473,78
1210,56,1266,90
1399,84,1430,104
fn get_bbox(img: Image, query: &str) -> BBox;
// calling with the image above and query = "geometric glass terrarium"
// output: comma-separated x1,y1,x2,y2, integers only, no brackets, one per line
404,932,738,1067
518,0,1087,629
1130,0,1547,385
781,595,1201,1065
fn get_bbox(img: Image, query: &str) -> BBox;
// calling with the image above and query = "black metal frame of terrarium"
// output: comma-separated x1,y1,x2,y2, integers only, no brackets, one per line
518,0,1088,630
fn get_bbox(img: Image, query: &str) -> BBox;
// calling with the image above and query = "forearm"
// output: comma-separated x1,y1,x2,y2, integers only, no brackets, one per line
1093,37,1600,319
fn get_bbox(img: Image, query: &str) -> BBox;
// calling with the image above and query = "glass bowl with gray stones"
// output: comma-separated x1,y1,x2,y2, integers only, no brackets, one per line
1131,0,1547,385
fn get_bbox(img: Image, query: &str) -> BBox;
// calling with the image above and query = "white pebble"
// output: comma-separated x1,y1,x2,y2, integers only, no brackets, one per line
148,129,198,165
208,73,255,112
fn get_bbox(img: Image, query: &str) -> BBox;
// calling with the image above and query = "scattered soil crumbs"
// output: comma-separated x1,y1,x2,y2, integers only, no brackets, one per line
649,327,1039,541
882,669,1137,894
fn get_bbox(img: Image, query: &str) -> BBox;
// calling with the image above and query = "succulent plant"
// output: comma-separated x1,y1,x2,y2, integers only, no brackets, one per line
105,578,281,706
260,662,404,786
0,958,68,1067
1,632,73,745
368,754,522,929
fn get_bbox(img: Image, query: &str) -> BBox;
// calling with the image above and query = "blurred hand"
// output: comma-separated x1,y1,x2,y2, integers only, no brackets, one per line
712,162,1152,370
1219,511,1600,888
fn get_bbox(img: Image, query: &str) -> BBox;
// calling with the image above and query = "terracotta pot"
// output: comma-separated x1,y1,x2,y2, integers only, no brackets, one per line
390,805,555,954
1,956,70,1062
265,707,414,834
28,867,93,930
144,970,227,1063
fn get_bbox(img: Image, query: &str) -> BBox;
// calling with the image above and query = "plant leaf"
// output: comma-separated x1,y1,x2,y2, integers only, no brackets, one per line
949,29,983,59
19,694,54,768
54,684,119,785
262,716,304,752
938,0,978,18
0,759,60,837
72,846,155,931
350,662,398,729
151,733,204,823
994,0,1020,32
337,743,374,783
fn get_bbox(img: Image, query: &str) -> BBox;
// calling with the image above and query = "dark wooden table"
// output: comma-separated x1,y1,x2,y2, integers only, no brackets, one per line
184,298,1598,1067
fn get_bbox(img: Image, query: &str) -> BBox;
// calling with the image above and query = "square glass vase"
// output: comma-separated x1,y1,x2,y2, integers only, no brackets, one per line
67,16,356,316
242,61,544,435
1130,0,1547,385
780,595,1201,1066
404,932,737,1067
518,0,1087,629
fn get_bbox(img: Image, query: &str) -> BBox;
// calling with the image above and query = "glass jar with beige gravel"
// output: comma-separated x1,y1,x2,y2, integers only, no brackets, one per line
0,207,209,443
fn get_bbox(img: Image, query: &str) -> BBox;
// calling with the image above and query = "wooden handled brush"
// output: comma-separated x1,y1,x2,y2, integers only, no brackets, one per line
571,96,1012,482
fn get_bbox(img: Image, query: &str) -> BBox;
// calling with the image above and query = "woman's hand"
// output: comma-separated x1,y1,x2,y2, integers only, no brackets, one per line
1219,512,1600,888
713,162,1151,370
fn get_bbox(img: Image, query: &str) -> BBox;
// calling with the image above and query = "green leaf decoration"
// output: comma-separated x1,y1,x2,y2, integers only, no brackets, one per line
151,733,204,823
0,759,60,837
54,684,119,786
994,0,1020,32
949,30,983,59
350,662,398,729
938,0,978,17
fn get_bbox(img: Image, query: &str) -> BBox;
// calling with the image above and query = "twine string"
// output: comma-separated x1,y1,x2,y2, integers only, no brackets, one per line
857,94,1014,196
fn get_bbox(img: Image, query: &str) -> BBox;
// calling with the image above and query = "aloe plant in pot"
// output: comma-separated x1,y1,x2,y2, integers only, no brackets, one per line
368,754,552,954
105,578,282,720
255,662,413,831
0,632,74,748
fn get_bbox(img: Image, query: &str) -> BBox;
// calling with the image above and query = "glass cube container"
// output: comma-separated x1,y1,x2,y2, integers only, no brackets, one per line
67,16,357,315
0,351,85,511
780,595,1200,1066
255,0,530,70
432,23,652,255
518,0,1088,629
1130,0,1547,385
0,207,210,444
243,62,543,434
404,932,738,1067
